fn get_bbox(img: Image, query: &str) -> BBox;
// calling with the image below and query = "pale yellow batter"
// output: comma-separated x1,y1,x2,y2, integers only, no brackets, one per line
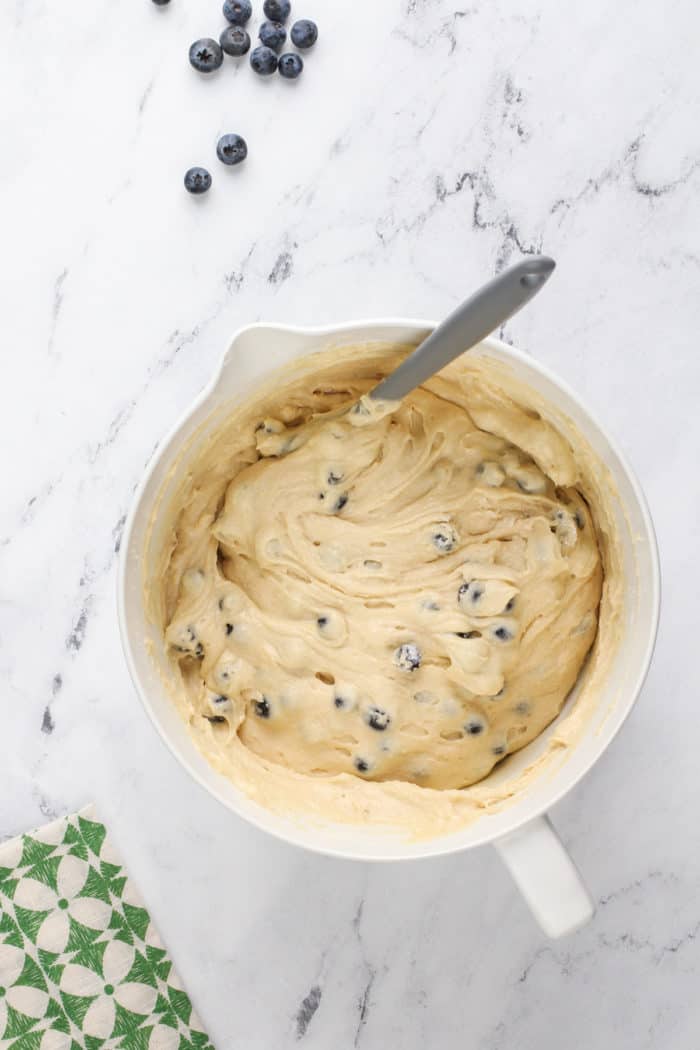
157,345,605,804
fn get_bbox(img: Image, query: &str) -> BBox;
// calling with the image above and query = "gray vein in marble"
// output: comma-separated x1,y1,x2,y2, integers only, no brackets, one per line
138,78,154,116
42,672,63,734
30,787,69,824
295,984,322,1040
378,165,539,273
41,706,55,735
113,513,127,554
225,244,256,294
88,309,221,466
350,900,377,1048
19,477,62,531
598,870,672,906
268,248,295,286
47,268,68,356
66,599,92,653
551,135,700,222
397,4,472,55
659,920,700,959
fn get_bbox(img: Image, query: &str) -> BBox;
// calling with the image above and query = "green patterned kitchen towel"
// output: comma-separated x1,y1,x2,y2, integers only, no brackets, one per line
0,805,214,1050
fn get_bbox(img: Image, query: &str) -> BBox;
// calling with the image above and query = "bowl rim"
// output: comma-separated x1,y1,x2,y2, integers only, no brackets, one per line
117,318,661,861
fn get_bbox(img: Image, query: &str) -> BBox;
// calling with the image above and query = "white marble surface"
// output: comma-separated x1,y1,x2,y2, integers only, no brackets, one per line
2,0,699,1045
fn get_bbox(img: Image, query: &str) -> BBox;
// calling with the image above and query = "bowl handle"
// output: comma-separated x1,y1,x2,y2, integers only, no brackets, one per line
494,815,594,938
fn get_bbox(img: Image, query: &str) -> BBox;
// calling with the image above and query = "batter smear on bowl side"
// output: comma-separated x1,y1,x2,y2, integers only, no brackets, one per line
158,346,602,795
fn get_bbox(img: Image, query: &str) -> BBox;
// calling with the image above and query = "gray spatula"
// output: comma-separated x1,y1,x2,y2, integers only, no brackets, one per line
366,256,555,403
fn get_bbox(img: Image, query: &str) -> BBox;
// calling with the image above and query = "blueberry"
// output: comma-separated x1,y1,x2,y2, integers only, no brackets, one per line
184,167,212,194
492,742,507,756
432,526,457,554
317,616,328,629
354,757,370,774
458,580,484,607
189,38,224,73
173,625,197,652
211,694,230,707
394,643,421,672
204,714,227,724
225,622,234,635
220,25,251,55
195,642,205,659
365,706,391,731
217,133,248,165
492,625,513,642
333,493,349,513
465,719,485,735
334,695,348,709
250,45,279,75
259,20,287,51
254,698,271,718
223,0,252,23
504,597,516,613
291,18,318,48
278,52,303,78
327,470,343,485
263,0,291,21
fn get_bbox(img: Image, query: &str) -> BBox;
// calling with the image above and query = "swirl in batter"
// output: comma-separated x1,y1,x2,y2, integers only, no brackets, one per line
161,349,602,794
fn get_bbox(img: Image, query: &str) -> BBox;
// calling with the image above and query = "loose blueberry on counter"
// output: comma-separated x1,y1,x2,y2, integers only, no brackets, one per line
394,643,421,672
291,18,318,48
220,25,251,55
263,0,291,21
254,698,271,718
184,167,212,194
259,20,287,51
354,757,370,774
279,52,303,78
250,45,279,75
216,133,248,165
333,493,349,513
491,625,513,642
365,706,391,731
189,39,224,73
223,0,252,23
465,718,485,735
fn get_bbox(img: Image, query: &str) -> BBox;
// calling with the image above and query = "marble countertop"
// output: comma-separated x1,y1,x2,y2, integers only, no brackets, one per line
3,0,699,1045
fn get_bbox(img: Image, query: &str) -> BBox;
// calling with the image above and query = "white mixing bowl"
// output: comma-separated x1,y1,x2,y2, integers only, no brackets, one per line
118,320,660,938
